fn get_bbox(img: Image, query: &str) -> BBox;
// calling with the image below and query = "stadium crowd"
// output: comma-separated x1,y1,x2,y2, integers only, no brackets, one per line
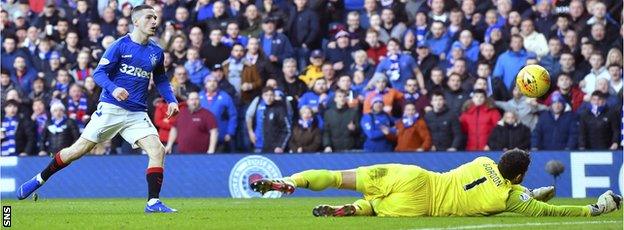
0,0,622,155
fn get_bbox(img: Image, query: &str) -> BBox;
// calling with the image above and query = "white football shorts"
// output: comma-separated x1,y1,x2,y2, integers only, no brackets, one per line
81,102,158,148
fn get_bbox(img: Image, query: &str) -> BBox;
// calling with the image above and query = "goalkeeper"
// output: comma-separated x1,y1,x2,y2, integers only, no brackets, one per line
251,149,621,217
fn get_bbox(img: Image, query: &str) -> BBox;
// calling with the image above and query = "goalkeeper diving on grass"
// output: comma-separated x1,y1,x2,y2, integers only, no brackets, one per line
251,149,621,217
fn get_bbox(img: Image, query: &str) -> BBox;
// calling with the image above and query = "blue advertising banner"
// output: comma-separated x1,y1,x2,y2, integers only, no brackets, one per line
0,151,622,199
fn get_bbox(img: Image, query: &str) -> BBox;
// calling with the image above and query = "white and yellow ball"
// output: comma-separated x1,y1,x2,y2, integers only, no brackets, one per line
515,64,551,98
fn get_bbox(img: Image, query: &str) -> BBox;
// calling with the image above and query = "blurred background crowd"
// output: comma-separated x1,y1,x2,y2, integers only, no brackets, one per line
0,0,622,156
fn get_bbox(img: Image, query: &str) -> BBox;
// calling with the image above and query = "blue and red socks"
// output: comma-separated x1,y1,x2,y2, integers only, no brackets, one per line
39,153,70,182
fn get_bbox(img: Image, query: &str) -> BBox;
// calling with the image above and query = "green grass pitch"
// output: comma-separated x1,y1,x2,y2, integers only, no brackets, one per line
2,198,622,229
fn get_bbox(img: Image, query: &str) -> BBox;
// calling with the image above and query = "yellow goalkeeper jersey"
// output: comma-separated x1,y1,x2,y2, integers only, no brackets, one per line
428,156,513,216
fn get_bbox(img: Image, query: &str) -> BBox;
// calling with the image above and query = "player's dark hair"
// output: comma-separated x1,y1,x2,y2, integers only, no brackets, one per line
132,4,154,16
498,148,531,181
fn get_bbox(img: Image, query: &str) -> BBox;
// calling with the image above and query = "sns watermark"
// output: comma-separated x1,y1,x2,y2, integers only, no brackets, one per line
2,206,10,227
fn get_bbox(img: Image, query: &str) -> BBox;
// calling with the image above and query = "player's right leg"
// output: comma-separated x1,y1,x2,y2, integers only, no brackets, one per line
251,169,357,195
16,138,96,200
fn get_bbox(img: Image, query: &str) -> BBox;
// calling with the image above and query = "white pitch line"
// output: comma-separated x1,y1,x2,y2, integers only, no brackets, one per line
412,220,622,230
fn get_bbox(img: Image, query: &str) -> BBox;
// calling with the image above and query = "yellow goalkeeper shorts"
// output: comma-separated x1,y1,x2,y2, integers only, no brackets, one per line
355,164,432,217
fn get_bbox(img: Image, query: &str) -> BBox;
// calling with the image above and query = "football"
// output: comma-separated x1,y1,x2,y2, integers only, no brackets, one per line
515,64,551,98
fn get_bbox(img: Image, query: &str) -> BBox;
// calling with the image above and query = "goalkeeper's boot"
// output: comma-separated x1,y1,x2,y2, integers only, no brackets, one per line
589,190,622,216
16,174,43,200
250,179,295,195
312,204,356,217
145,199,178,213
531,186,555,202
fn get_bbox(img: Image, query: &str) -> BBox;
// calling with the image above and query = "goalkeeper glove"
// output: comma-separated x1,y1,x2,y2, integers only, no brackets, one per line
589,190,622,216
530,186,555,202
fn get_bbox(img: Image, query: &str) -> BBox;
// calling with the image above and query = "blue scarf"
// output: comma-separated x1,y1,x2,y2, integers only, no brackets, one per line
67,96,88,114
55,82,69,93
35,114,48,136
404,92,420,101
1,116,18,156
298,118,313,129
401,113,420,128
386,54,401,81
48,116,68,134
184,60,205,74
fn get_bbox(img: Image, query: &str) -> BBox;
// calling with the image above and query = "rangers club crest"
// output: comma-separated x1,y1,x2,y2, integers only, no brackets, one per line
149,53,157,66
229,155,282,198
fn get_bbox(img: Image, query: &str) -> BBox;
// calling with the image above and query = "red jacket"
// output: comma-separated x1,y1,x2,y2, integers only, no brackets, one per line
366,44,387,65
154,101,187,143
459,104,501,151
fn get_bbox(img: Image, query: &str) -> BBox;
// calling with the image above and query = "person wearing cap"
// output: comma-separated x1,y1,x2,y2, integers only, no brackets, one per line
286,0,319,70
298,49,324,85
326,30,355,73
361,95,396,152
38,102,80,156
259,17,294,65
414,41,439,80
531,92,579,150
363,72,404,115
209,63,238,99
578,91,620,150
199,72,238,153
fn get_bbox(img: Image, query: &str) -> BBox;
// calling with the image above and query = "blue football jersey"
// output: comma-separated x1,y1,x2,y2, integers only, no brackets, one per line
93,35,176,112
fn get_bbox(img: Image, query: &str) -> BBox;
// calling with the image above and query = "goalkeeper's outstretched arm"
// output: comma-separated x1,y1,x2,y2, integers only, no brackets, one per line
504,190,622,217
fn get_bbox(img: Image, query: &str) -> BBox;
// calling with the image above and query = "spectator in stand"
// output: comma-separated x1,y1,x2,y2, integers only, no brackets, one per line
486,111,531,151
298,49,324,86
10,56,37,95
363,73,404,116
449,30,479,63
169,34,188,66
154,96,179,146
578,78,620,112
60,32,81,67
65,84,90,130
578,91,620,150
246,37,278,82
258,87,291,153
586,23,611,56
606,48,623,68
580,51,610,94
415,42,438,81
259,17,294,67
551,51,585,84
401,78,429,115
184,47,210,87
222,43,247,98
286,0,319,71
523,0,556,36
425,20,451,58
51,69,71,101
278,58,307,107
199,74,238,153
395,103,431,152
115,17,130,38
202,29,231,69
493,35,536,90
544,73,585,112
444,73,470,116
326,31,355,74
364,29,387,65
531,92,579,151
188,26,204,50
376,38,425,91
361,96,396,152
171,66,200,101
289,106,321,153
1,100,35,156
240,5,262,37
607,64,622,95
38,102,80,156
380,8,407,41
327,75,361,109
460,89,501,151
166,92,218,154
1,70,18,105
424,91,463,151
28,78,51,105
1,36,27,73
540,37,563,82
426,67,445,93
495,87,548,131
349,49,375,80
576,42,594,77
206,1,232,32
70,51,94,84
30,98,48,149
222,22,249,48
476,61,510,101
323,89,361,152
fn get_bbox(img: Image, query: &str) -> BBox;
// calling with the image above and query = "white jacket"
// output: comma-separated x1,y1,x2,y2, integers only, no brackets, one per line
522,32,549,59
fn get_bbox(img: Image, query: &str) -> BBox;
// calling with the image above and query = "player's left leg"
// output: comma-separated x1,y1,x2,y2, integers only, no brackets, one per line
135,134,177,213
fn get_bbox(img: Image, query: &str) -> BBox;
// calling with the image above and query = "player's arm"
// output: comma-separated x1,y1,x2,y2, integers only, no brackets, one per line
93,41,122,95
505,189,622,217
153,52,179,118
